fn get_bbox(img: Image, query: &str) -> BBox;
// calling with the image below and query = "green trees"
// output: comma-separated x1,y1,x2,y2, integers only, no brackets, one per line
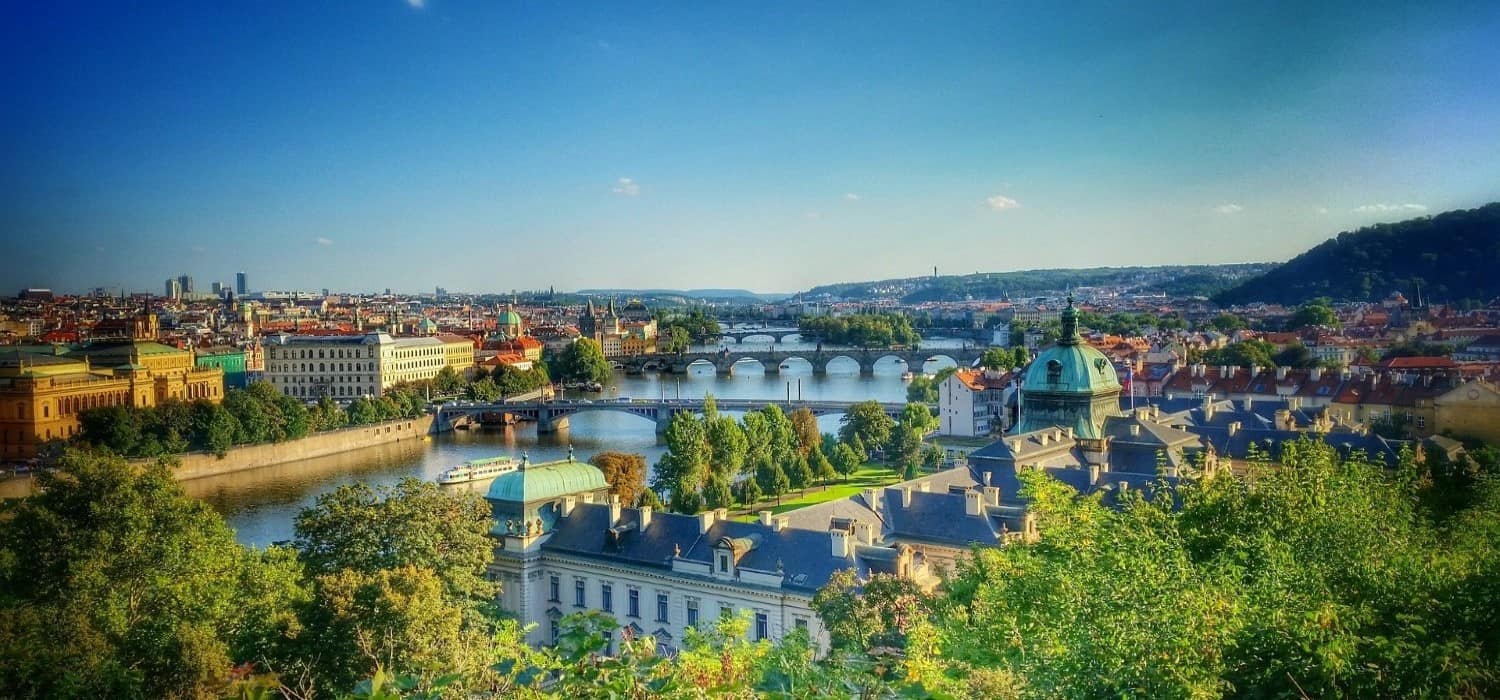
433,365,463,394
0,451,305,699
1201,339,1278,369
657,309,720,345
652,412,710,513
293,479,497,606
921,438,1500,699
789,407,821,457
797,312,920,348
464,377,501,402
491,363,550,396
831,442,863,482
589,452,650,507
838,401,894,454
553,338,611,385
1285,300,1340,330
980,347,1015,371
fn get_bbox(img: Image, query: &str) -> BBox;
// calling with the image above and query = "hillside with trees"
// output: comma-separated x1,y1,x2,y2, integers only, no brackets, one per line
1214,202,1500,306
798,264,1271,303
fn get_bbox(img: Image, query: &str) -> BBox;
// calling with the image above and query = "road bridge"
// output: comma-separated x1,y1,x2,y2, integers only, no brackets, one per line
436,398,910,434
623,347,984,376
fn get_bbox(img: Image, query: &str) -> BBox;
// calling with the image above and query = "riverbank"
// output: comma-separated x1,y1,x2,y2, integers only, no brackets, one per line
164,415,436,480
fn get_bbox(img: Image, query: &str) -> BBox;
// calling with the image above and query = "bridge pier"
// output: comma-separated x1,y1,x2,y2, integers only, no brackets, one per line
537,412,569,433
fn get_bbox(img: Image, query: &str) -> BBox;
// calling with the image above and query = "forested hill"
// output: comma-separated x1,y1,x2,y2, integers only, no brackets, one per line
798,264,1271,303
1213,202,1500,307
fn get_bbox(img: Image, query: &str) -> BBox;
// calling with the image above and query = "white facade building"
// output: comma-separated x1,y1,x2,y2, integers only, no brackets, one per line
938,369,1013,437
262,332,473,399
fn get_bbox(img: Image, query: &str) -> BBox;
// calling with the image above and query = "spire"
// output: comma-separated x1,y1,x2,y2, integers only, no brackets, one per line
1058,294,1080,347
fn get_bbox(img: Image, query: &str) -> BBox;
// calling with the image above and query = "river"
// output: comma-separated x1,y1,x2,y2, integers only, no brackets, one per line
192,336,975,546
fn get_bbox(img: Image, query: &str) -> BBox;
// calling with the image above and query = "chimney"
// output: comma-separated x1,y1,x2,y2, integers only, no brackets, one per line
1228,421,1240,437
1310,366,1323,382
983,470,993,486
773,516,789,532
561,495,577,517
639,505,652,529
1242,397,1253,412
1064,426,1074,439
1369,374,1379,389
853,520,875,546
1276,366,1289,380
1089,464,1101,486
917,482,931,493
965,489,983,516
715,507,728,523
863,488,881,512
1202,395,1215,421
900,487,913,508
830,529,851,558
608,494,621,524
698,510,716,534
983,485,1001,506
1040,432,1051,446
759,510,773,526
1129,424,1141,437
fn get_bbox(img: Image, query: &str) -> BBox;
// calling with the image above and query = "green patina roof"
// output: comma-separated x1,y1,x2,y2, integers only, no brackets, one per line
498,310,522,325
485,460,608,503
1022,298,1121,394
67,340,188,362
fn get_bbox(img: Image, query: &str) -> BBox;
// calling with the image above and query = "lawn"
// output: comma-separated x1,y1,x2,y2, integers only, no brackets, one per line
733,465,901,521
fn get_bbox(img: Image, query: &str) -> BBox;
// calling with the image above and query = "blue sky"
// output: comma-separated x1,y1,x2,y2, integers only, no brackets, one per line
3,1,1498,295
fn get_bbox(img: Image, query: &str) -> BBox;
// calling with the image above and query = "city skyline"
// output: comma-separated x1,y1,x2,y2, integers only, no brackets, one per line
4,1,1499,294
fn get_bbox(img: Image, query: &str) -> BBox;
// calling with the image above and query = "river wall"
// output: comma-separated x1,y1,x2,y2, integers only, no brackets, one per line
167,415,436,480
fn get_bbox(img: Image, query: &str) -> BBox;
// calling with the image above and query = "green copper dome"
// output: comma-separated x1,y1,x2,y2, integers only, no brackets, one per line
485,460,608,504
498,310,522,326
1016,296,1123,440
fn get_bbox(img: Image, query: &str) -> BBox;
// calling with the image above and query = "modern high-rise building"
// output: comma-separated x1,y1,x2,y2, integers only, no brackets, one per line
211,281,223,295
236,271,247,296
165,278,182,299
178,274,194,295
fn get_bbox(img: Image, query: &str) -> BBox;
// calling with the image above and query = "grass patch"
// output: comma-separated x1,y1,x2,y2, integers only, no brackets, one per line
734,465,901,521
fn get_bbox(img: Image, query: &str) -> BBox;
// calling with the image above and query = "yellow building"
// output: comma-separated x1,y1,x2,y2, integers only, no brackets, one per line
437,334,477,374
0,316,224,460
1434,380,1500,446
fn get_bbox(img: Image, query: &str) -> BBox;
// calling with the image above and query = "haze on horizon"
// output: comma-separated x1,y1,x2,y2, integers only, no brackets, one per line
3,1,1498,296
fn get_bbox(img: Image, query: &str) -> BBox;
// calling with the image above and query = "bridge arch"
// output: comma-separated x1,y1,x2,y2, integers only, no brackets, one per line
776,356,814,374
727,357,767,375
870,354,909,375
818,355,863,375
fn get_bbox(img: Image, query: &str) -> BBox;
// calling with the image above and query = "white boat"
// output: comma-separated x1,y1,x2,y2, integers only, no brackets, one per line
900,371,915,381
437,455,518,485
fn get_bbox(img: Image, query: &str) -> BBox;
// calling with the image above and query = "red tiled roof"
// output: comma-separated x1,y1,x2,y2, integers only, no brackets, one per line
1380,356,1458,369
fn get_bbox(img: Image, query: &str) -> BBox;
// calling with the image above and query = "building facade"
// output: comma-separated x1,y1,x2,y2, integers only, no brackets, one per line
1,312,224,460
262,332,476,400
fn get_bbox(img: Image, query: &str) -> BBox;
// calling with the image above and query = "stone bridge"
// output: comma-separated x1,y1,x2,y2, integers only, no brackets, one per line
436,398,910,434
623,347,984,376
714,328,803,343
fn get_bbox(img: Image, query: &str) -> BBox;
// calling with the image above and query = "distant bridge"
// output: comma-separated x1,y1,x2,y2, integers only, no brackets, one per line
437,398,910,434
714,328,804,343
623,347,984,376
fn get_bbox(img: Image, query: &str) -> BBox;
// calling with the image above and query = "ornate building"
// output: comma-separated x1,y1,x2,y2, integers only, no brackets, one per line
1015,297,1123,439
1,310,224,460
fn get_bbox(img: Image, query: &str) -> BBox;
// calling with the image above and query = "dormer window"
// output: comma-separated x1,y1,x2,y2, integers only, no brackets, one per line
719,554,729,573
1047,359,1062,381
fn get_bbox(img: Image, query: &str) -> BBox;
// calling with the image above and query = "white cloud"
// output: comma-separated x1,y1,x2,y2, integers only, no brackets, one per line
1213,203,1243,214
1316,207,1329,215
597,39,613,50
316,237,333,246
844,192,860,201
612,177,640,197
405,0,425,8
1353,203,1427,214
986,194,1019,211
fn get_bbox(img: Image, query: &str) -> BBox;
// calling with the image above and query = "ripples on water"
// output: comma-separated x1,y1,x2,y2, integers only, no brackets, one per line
199,342,972,546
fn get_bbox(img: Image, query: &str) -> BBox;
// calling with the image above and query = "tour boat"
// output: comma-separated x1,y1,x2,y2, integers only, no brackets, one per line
900,371,915,381
436,455,518,485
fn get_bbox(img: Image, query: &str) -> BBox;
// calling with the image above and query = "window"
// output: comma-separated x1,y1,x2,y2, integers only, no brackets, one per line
656,593,669,622
686,599,699,628
550,620,559,643
719,554,729,573
755,612,768,640
602,629,613,655
795,617,808,631
1416,416,1427,429
574,579,586,608
601,583,613,613
719,603,732,620
549,575,560,603
627,589,640,618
